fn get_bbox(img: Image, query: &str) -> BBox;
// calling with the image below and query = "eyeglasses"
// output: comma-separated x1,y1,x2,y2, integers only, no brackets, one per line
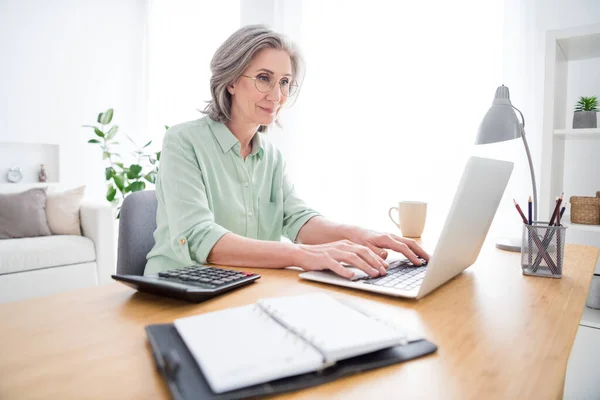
241,74,299,97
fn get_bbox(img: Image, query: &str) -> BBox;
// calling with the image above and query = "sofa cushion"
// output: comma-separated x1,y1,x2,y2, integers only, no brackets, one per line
46,185,86,235
0,188,51,239
0,236,96,275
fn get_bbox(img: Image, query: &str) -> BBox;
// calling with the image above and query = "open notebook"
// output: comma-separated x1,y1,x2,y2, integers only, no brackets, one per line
173,292,409,394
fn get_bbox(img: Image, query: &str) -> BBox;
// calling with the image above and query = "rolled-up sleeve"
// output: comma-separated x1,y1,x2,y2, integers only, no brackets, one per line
159,132,230,263
280,161,321,242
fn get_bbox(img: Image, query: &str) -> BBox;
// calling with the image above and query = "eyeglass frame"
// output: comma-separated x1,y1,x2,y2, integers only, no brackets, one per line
240,74,299,97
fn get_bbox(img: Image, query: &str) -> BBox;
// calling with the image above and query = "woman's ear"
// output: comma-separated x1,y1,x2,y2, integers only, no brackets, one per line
227,81,236,95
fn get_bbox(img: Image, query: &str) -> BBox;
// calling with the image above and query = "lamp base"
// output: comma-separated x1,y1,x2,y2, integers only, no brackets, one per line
495,237,521,252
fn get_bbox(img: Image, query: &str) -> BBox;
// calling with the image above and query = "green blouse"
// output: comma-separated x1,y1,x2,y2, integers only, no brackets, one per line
144,117,320,275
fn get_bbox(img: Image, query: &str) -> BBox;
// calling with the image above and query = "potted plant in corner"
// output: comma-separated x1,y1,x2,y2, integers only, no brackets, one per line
83,108,162,218
573,96,598,129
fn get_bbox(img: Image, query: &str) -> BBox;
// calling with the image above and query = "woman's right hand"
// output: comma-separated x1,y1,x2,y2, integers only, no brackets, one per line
294,240,388,279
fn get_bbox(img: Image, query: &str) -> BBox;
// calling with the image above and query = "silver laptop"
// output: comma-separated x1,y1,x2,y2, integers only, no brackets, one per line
299,156,514,299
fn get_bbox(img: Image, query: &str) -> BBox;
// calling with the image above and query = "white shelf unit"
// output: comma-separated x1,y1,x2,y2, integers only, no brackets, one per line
540,23,600,280
563,216,600,233
554,128,600,139
0,182,64,194
0,142,60,184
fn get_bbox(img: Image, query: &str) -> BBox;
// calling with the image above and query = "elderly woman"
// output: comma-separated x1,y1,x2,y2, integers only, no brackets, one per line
145,25,429,279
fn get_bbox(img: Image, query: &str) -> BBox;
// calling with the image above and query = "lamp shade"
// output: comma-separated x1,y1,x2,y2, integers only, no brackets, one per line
475,85,522,145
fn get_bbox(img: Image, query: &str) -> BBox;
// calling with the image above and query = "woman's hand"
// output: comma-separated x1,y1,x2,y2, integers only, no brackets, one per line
294,240,389,279
346,228,430,265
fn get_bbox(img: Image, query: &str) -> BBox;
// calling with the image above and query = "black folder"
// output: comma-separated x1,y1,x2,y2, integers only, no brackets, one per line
146,323,438,400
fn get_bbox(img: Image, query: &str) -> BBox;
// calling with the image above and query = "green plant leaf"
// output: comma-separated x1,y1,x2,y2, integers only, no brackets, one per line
106,125,119,140
82,125,96,128
127,164,143,179
97,113,103,124
115,162,124,169
106,186,117,202
88,139,101,144
156,151,161,161
143,140,152,148
94,128,105,138
105,167,115,180
126,134,139,148
102,151,110,160
113,174,125,191
144,172,156,184
575,96,599,112
126,181,146,193
165,125,170,130
100,109,114,125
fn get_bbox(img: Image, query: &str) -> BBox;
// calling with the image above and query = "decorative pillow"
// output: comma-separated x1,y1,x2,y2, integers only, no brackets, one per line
45,185,86,235
0,188,52,239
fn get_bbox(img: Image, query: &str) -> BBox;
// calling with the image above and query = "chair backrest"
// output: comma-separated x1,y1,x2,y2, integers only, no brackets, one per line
117,190,158,276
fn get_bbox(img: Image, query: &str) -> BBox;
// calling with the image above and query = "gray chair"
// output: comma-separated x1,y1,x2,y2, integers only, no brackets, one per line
116,190,158,276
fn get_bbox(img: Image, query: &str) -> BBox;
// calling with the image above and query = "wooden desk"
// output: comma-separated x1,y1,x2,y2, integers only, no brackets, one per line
0,244,597,399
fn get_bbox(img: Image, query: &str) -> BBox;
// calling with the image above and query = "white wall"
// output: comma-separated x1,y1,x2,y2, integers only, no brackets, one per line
0,0,148,201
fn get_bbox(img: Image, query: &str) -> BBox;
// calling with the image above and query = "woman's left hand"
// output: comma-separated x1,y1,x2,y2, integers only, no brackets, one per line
346,228,430,266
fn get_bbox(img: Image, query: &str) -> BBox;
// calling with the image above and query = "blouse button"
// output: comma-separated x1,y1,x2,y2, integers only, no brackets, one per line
180,238,186,245
244,182,249,187
248,211,253,217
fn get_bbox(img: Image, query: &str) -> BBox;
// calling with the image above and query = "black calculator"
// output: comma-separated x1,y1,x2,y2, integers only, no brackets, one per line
112,265,260,303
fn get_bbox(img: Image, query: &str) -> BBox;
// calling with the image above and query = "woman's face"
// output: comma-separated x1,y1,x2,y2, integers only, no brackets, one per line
228,48,293,127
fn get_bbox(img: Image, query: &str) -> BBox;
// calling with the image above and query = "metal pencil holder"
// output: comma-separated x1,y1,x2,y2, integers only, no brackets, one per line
521,222,567,278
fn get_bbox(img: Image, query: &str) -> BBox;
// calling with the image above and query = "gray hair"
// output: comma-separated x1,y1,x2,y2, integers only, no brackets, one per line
202,25,304,132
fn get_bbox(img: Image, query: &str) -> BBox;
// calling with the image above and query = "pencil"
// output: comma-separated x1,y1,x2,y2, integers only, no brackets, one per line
531,193,564,273
549,193,564,226
513,199,529,224
557,203,564,226
528,196,532,225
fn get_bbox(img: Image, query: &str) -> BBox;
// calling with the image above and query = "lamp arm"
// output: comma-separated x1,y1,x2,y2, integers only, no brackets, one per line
511,105,537,221
521,127,538,222
512,105,525,128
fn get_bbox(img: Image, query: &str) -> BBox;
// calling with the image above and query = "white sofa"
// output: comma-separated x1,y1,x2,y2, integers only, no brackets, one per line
0,203,116,303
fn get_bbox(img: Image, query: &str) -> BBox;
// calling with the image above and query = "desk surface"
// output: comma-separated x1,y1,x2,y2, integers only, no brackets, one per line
0,244,597,399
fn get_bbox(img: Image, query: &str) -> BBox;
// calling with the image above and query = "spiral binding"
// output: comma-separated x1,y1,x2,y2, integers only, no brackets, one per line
253,304,322,359
258,296,409,363
256,301,330,364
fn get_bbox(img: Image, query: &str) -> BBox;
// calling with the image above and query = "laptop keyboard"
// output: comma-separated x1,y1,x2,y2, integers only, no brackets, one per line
157,265,257,289
362,259,427,290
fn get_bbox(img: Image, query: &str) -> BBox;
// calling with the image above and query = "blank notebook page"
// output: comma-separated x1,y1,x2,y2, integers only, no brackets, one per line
174,304,323,394
257,293,407,362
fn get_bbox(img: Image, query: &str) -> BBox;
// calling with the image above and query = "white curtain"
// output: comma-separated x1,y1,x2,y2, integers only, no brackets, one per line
149,0,528,240
271,0,507,237
147,0,241,146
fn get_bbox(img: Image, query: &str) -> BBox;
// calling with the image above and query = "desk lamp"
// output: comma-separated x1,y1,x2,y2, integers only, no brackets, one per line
475,85,537,252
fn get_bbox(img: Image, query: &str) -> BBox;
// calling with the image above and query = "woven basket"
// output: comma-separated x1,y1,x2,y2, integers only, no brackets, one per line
570,196,600,225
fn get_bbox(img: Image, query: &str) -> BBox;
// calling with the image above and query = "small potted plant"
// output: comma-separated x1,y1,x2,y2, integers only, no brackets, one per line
573,96,598,129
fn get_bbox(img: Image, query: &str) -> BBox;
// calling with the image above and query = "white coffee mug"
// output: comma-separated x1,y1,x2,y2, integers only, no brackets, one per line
388,201,427,238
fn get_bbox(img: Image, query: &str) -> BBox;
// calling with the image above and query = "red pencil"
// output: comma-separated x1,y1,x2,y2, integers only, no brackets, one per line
549,193,564,226
513,199,528,224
